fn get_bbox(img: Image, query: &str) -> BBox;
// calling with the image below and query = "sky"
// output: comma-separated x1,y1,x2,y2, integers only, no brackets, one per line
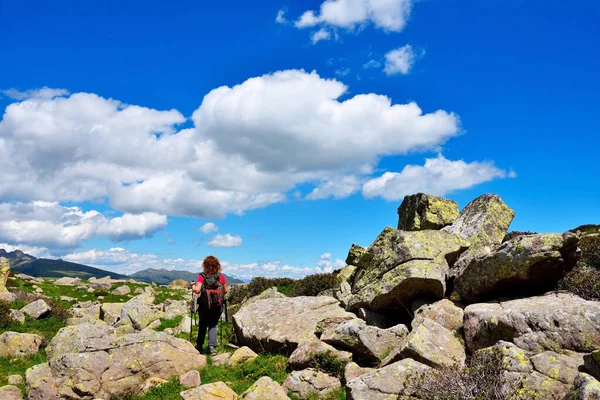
0,0,598,280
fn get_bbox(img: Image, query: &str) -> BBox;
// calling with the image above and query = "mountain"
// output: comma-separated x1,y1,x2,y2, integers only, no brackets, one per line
11,258,129,280
0,249,37,268
130,268,245,285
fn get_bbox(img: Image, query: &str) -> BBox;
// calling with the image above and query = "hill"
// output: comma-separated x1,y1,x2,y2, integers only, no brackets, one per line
0,249,36,268
11,258,130,280
130,268,245,285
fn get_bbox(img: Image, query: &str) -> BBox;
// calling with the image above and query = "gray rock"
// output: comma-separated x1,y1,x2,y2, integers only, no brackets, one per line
21,299,51,319
59,296,77,302
463,293,600,353
119,288,164,330
344,362,374,383
211,353,231,367
180,382,237,400
411,298,464,332
289,340,352,370
241,376,290,400
0,385,23,400
0,291,17,302
89,276,113,291
179,370,201,388
357,307,387,328
111,285,131,296
283,368,341,399
54,277,82,286
474,341,533,373
10,309,25,324
163,299,189,320
0,332,43,357
585,351,600,381
228,346,259,366
570,373,600,400
7,375,23,385
100,303,125,325
0,257,10,293
397,193,459,231
530,350,584,384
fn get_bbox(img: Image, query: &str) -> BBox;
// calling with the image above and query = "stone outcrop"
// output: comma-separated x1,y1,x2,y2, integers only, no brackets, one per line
54,277,82,286
21,299,51,319
397,193,459,231
570,373,600,400
169,279,189,289
411,298,463,332
118,287,164,330
320,319,408,364
289,340,352,370
100,303,124,325
455,232,579,302
180,382,237,400
26,323,206,399
463,293,600,353
283,369,341,399
0,332,43,357
111,285,131,296
241,376,290,400
88,276,113,291
228,346,258,366
0,257,10,293
233,296,355,354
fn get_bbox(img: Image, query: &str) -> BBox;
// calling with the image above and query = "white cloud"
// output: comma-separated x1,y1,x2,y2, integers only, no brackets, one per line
200,222,219,233
306,175,362,200
1,87,70,100
363,59,382,69
208,233,243,248
335,67,350,76
384,45,419,75
295,0,414,33
276,9,288,24
0,202,166,250
311,28,331,44
315,252,346,273
0,243,52,258
362,155,511,201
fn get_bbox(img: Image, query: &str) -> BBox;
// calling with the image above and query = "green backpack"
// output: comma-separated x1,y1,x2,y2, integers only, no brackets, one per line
199,273,224,309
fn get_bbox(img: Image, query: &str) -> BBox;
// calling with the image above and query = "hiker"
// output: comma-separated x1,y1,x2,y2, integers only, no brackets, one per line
192,255,227,355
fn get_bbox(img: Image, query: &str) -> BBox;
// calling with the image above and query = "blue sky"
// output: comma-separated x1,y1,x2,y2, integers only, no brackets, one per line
0,0,598,280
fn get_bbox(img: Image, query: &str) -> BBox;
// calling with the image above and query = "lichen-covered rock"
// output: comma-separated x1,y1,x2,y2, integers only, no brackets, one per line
356,307,387,328
411,299,464,332
233,296,355,354
381,319,465,369
140,377,168,393
530,350,584,384
28,323,206,399
119,288,164,330
10,309,25,324
228,346,258,366
163,299,189,320
289,340,352,370
585,351,600,381
397,193,459,231
455,232,579,302
344,362,374,382
242,287,286,308
100,302,125,325
180,370,201,388
283,369,341,400
88,276,113,291
321,319,408,364
346,244,372,268
346,358,431,400
241,376,290,400
111,285,131,296
314,316,356,338
463,293,600,353
506,370,570,399
180,382,237,400
7,375,23,385
346,228,468,312
0,332,43,357
169,279,189,290
26,363,60,400
0,257,10,293
475,341,533,373
54,277,82,286
570,373,600,400
21,299,51,319
0,385,23,400
212,353,231,367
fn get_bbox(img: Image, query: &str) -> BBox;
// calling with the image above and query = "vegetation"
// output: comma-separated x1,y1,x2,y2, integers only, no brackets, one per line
557,263,600,300
579,233,600,269
227,276,295,305
570,224,600,235
0,352,47,392
502,231,537,243
308,351,345,378
128,377,184,400
290,273,338,297
12,258,129,279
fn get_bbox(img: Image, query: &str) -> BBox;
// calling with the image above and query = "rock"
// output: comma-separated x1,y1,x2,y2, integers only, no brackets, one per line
314,316,356,337
169,279,189,289
381,319,466,369
21,299,51,319
585,351,600,381
336,264,357,285
35,288,43,294
0,332,43,357
144,319,161,331
463,293,600,353
228,346,258,366
530,350,584,384
100,303,125,325
241,287,286,309
212,353,231,367
345,244,372,268
119,288,164,330
397,193,459,231
345,228,468,312
25,363,60,400
164,299,190,320
570,373,600,400
180,370,201,388
411,299,464,332
0,385,23,400
455,232,579,302
346,359,431,400
10,309,25,323
89,276,112,291
475,341,533,373
0,257,10,293
180,382,238,400
134,287,145,294
289,340,352,370
176,315,196,334
140,377,168,393
344,362,374,382
0,291,17,302
283,369,341,399
68,302,102,325
356,307,387,328
7,375,23,385
233,296,355,354
321,319,408,364
506,370,570,399
28,323,206,399
54,277,82,286
87,287,95,293
111,285,131,296
59,296,77,302
240,376,290,400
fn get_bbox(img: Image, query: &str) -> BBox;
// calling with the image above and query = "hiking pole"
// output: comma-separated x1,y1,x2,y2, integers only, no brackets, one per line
190,281,195,343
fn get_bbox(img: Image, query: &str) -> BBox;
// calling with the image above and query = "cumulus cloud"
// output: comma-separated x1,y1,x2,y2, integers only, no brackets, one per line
1,87,70,100
0,243,52,258
315,252,346,273
306,175,362,200
208,233,243,248
295,0,413,33
362,155,511,201
0,202,166,250
311,28,332,44
200,222,219,233
363,59,382,69
384,45,419,75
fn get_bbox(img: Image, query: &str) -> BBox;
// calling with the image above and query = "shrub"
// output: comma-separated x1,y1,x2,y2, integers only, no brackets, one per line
557,263,600,300
308,351,345,378
290,273,337,297
46,298,70,323
0,300,12,328
227,277,295,305
579,234,600,269
502,231,537,243
570,224,600,235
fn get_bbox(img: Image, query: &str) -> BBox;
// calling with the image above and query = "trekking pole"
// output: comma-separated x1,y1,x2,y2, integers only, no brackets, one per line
190,281,195,343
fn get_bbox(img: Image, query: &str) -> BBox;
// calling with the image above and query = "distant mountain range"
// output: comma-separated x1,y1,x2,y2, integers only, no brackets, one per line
1,248,245,284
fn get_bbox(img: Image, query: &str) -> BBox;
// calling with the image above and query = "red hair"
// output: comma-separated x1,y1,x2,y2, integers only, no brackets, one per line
202,255,221,275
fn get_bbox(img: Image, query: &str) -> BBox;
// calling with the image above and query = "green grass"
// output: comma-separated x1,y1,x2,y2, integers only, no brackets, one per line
1,315,66,344
128,377,185,400
176,320,237,353
155,315,184,332
0,351,47,395
276,285,292,296
155,287,186,304
289,387,346,400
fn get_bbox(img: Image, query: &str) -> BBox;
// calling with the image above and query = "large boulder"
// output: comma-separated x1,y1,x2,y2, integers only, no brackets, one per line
88,276,112,291
411,298,464,332
54,277,82,286
570,373,600,400
0,385,23,400
320,319,408,364
21,299,51,319
345,228,468,312
119,288,164,330
0,332,43,357
27,323,206,399
464,293,600,353
283,369,341,399
455,232,579,302
346,358,431,400
233,296,355,354
163,299,190,320
397,193,459,231
241,376,290,400
289,340,352,370
0,257,10,293
111,285,131,296
180,382,237,400
228,346,258,366
100,303,125,325
584,351,600,381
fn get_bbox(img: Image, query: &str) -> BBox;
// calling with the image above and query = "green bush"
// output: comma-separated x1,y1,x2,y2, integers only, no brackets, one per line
308,351,345,378
570,224,600,235
290,273,338,297
0,300,12,328
579,234,600,269
557,263,600,300
227,277,295,305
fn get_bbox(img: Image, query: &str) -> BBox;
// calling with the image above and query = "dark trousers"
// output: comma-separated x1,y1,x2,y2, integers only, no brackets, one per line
196,305,223,349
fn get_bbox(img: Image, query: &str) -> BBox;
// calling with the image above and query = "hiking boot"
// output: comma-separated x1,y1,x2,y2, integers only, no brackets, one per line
208,346,217,355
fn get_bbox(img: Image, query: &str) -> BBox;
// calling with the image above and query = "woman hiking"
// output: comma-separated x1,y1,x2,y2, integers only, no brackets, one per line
192,255,227,355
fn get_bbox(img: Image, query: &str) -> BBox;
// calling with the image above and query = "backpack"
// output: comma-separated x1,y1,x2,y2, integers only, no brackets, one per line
199,273,224,309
